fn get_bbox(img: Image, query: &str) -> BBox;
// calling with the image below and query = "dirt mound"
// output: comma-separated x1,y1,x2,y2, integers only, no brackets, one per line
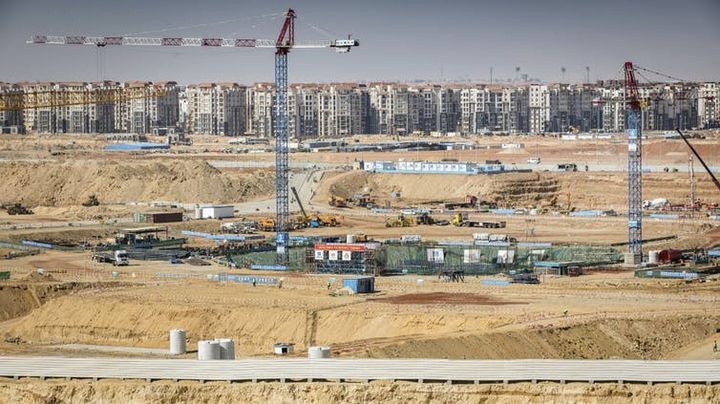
326,171,562,207
323,170,720,210
369,292,523,306
0,160,274,206
372,316,720,360
0,282,105,322
0,380,717,403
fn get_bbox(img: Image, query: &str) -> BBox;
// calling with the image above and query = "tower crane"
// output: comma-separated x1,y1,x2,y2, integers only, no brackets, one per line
28,8,359,265
624,61,643,265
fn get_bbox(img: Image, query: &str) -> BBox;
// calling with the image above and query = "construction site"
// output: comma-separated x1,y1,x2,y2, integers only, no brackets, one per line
1,6,720,404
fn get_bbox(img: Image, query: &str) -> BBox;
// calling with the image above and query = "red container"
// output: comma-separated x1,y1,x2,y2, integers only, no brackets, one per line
658,249,682,264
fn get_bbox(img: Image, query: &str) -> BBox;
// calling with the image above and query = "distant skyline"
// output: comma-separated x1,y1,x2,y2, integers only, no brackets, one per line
1,0,719,84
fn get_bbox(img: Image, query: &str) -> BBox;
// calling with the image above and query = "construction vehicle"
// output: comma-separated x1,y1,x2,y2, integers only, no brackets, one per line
82,194,100,207
415,212,449,226
258,217,276,232
291,186,317,228
352,193,374,207
2,203,33,215
317,214,340,227
451,213,482,227
444,195,478,210
416,212,435,225
92,250,129,266
558,163,577,172
328,195,348,208
385,214,415,228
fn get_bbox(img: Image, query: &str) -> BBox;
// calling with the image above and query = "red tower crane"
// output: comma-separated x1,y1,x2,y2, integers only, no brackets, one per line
28,9,359,265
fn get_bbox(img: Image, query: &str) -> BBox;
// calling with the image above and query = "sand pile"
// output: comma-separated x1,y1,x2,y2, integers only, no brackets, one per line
0,160,274,206
326,171,561,207
324,170,719,210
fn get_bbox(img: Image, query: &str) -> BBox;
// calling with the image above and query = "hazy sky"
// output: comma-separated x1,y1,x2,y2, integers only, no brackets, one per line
1,0,719,84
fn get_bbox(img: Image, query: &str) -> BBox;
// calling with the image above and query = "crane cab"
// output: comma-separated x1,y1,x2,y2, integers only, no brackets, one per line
333,38,359,52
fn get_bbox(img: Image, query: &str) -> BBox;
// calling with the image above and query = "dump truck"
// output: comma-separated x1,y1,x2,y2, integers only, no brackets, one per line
328,195,348,208
92,250,129,266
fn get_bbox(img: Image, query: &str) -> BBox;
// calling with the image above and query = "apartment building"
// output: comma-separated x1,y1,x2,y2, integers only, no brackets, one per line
186,82,246,136
698,82,719,129
6,80,720,137
0,83,24,133
248,83,274,138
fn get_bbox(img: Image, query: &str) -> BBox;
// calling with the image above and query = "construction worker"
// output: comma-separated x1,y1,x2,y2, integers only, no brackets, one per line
714,340,717,353
563,309,569,317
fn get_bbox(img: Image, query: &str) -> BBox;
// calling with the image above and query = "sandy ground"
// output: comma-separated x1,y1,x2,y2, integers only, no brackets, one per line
0,133,719,402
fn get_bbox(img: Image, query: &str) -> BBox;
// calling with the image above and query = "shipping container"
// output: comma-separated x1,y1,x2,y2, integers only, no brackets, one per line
134,211,183,224
342,276,375,293
658,249,682,264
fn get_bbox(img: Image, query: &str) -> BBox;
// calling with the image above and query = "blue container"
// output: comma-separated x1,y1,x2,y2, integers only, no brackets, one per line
342,276,375,293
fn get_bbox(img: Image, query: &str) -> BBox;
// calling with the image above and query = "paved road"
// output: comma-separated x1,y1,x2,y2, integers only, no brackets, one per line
0,357,718,384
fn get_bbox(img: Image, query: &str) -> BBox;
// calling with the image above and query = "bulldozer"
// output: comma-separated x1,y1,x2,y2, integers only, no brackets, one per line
385,214,416,228
328,195,348,208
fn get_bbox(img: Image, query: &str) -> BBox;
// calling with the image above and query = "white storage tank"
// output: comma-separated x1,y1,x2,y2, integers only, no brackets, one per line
215,338,235,360
648,250,659,264
197,340,221,360
169,329,186,355
308,345,331,359
346,234,357,244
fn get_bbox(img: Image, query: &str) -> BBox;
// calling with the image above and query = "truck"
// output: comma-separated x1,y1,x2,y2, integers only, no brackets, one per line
557,163,577,172
444,195,478,210
92,250,129,266
452,212,482,227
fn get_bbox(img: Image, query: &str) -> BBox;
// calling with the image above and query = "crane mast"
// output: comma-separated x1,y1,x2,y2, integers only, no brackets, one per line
27,8,359,266
624,62,643,265
273,9,295,263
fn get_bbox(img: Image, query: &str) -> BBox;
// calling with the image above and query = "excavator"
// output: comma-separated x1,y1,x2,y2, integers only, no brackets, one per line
292,186,340,228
